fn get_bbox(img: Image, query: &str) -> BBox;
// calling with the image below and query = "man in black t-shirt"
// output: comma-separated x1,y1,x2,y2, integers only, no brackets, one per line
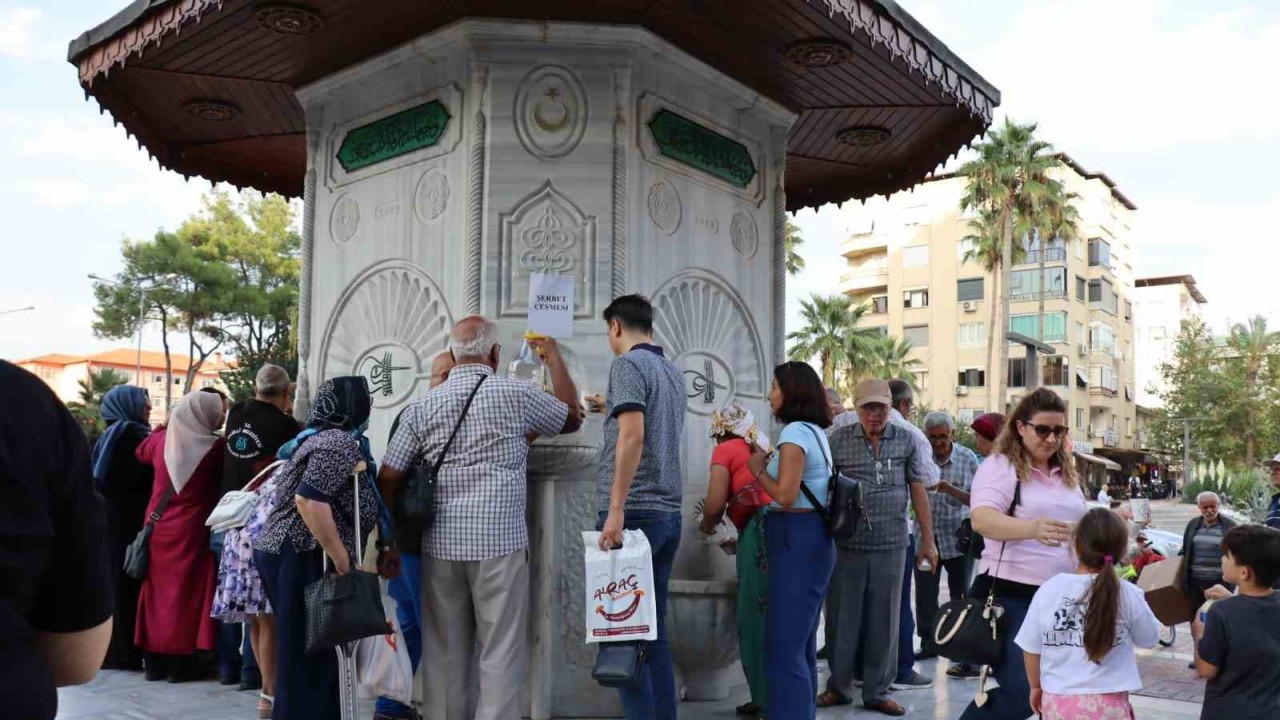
0,361,113,720
214,364,301,688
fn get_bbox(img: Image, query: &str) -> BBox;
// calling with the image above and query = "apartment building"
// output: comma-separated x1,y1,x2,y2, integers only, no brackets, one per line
1133,275,1207,408
16,349,231,425
838,154,1140,466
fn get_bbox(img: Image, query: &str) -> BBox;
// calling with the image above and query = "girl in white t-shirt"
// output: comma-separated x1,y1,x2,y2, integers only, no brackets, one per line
1015,507,1162,719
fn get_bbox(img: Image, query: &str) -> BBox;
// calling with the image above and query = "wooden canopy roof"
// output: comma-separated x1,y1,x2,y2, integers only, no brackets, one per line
68,0,999,211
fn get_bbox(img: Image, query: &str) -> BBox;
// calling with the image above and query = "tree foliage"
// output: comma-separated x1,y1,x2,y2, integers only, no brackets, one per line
92,191,300,409
1152,316,1280,471
788,295,873,386
784,220,806,276
66,367,131,443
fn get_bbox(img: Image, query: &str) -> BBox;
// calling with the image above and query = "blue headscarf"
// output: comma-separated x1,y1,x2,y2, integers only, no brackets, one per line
91,385,151,488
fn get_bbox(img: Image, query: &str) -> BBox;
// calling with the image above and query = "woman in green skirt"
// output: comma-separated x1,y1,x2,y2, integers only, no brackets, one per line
699,403,771,720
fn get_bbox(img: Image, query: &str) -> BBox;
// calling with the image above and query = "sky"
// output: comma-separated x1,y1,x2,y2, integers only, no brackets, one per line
1,0,1277,361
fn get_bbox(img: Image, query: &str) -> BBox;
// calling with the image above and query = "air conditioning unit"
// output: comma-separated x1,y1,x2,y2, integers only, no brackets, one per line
961,301,978,313
955,385,969,396
1077,344,1087,358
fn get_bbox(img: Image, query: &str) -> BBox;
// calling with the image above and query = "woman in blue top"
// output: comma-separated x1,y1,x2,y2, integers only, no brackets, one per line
747,361,836,720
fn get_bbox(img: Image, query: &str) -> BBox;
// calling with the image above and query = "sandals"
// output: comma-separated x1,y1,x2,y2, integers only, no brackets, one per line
258,692,274,719
816,690,852,708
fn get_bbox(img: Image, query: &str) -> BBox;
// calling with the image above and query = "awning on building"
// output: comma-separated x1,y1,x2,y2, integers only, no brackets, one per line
1075,450,1121,471
1076,368,1089,388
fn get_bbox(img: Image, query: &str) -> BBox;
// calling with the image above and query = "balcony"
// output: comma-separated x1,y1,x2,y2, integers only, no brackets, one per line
840,256,889,294
839,233,889,258
1010,288,1068,302
1089,385,1118,398
1016,247,1067,266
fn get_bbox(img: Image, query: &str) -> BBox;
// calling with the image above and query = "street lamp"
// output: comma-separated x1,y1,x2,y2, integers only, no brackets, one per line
88,274,176,385
0,306,35,315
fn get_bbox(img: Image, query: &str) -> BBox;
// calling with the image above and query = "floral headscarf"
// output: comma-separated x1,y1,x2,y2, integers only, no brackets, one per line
709,402,771,453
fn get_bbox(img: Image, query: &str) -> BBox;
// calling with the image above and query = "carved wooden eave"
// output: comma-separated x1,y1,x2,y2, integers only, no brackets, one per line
68,0,1000,211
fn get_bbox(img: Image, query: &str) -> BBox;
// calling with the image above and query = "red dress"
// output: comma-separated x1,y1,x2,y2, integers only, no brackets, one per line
134,428,224,655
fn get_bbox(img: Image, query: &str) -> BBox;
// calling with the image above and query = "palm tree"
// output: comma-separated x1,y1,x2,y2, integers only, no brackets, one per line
785,220,805,276
864,335,922,390
77,367,131,406
962,208,1016,413
1227,316,1280,467
788,294,862,386
959,118,1066,412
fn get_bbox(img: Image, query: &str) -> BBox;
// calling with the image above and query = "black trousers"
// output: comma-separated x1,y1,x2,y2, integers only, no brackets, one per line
915,554,972,655
255,545,339,720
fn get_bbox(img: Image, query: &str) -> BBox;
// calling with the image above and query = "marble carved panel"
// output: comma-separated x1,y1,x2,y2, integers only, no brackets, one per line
499,181,597,318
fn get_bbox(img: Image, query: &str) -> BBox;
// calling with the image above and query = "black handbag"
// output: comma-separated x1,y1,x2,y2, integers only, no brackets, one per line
954,517,986,556
798,424,865,540
932,482,1022,667
592,641,647,688
123,487,175,580
394,375,486,550
303,468,388,654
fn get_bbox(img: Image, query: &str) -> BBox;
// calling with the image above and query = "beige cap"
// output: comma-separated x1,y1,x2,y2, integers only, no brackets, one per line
854,378,892,408
1265,453,1280,467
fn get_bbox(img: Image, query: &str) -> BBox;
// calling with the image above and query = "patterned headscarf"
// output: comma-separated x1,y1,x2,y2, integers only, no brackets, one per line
709,402,771,453
91,385,150,488
278,376,373,461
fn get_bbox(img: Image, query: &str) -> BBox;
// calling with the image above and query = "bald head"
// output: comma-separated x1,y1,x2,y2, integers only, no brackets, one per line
449,316,500,367
429,351,455,388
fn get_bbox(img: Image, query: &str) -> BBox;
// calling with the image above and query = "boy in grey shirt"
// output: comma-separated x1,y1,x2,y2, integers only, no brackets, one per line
595,294,684,720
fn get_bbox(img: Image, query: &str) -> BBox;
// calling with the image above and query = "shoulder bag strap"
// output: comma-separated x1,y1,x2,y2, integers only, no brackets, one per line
147,486,177,527
797,424,831,517
987,479,1024,597
429,375,487,474
242,459,286,493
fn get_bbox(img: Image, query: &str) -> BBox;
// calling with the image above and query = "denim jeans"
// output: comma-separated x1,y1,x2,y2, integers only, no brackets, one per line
896,535,916,681
596,511,681,720
375,551,422,717
764,512,834,720
957,594,1032,720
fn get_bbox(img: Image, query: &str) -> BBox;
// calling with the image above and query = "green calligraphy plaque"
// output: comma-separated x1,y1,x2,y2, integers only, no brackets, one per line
647,109,757,189
336,100,452,172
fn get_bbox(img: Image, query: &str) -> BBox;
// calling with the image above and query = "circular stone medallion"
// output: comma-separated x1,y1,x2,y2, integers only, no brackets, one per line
647,181,682,236
355,342,421,409
330,194,360,244
730,211,759,259
514,65,588,160
676,351,736,416
413,169,449,223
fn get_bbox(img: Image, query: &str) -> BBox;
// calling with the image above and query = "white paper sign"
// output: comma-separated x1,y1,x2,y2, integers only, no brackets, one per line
527,273,575,339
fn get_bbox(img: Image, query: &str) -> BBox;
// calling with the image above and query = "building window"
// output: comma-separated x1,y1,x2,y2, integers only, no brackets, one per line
903,245,929,268
957,238,976,262
1010,312,1067,342
1043,356,1068,386
1151,326,1166,340
1024,233,1067,264
904,288,930,309
1075,237,1086,261
1088,278,1118,314
1076,275,1086,302
1125,300,1133,320
869,295,889,314
913,370,929,392
1011,267,1067,301
957,278,984,301
1090,364,1118,393
903,325,930,348
153,374,164,385
957,368,986,387
958,409,980,425
1077,407,1086,429
1008,358,1027,388
958,322,987,346
1090,323,1117,355
1089,238,1112,269
1076,321,1086,345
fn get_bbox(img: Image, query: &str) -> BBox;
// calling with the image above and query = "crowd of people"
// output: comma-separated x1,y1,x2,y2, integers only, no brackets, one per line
5,290,1280,720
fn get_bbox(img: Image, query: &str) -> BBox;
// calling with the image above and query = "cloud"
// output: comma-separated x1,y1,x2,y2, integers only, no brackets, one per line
0,6,40,59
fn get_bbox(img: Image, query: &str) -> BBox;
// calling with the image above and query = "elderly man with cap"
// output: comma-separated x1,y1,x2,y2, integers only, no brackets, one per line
817,379,936,717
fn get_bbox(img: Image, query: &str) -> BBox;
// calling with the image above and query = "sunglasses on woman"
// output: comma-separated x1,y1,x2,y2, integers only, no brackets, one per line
1021,422,1069,440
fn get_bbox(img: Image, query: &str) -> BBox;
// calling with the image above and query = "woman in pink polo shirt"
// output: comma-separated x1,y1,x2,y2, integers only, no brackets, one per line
958,388,1087,720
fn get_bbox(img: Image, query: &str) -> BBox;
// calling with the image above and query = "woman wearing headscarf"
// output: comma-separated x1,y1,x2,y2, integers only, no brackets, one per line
253,377,378,720
698,402,773,720
134,390,226,681
91,386,154,671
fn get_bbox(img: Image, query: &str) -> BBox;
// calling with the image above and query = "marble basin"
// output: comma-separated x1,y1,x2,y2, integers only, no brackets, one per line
667,578,740,701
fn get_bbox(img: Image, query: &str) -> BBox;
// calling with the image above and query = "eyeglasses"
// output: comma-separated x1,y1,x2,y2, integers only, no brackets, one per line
860,403,889,415
1022,422,1068,440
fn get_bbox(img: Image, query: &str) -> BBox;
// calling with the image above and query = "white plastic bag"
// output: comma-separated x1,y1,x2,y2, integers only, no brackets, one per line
354,582,414,704
582,529,657,643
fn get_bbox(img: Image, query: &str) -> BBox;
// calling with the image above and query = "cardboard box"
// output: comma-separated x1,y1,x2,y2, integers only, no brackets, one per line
1137,557,1196,626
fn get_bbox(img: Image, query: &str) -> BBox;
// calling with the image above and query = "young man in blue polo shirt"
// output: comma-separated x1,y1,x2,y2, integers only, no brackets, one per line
595,294,685,720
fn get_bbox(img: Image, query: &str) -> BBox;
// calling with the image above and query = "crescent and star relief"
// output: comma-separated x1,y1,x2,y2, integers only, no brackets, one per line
532,86,571,133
